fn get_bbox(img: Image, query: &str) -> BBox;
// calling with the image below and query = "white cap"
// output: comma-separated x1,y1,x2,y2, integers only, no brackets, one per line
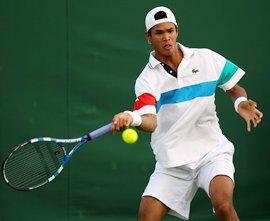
145,6,177,32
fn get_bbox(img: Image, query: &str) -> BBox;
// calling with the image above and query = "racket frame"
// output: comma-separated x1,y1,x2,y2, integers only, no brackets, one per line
2,123,112,191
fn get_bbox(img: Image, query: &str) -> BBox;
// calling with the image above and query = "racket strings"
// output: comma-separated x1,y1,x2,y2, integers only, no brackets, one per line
4,141,65,190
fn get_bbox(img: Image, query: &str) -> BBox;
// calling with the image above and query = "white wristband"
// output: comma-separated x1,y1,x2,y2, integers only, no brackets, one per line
124,111,142,127
234,97,247,113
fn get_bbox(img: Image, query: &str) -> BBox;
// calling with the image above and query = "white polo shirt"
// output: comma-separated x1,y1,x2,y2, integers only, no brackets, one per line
132,43,245,168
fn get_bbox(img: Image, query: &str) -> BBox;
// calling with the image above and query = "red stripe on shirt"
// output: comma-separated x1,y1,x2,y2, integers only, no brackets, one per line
133,93,156,111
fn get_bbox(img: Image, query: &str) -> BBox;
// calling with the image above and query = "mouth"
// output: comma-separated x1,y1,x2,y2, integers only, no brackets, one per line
163,44,173,50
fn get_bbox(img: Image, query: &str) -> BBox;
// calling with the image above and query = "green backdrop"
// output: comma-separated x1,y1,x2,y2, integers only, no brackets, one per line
0,0,269,220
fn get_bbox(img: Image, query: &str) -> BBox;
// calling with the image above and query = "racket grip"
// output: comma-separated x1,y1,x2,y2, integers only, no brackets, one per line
88,123,112,140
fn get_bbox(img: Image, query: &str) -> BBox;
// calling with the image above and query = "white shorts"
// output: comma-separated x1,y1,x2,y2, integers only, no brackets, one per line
142,137,235,220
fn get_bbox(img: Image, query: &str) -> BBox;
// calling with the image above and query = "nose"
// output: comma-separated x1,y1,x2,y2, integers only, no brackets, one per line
162,32,170,41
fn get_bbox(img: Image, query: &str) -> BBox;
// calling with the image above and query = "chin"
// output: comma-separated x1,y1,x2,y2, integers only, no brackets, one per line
163,50,174,57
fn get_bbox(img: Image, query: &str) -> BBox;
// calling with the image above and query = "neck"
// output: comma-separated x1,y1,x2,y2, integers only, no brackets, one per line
155,46,183,71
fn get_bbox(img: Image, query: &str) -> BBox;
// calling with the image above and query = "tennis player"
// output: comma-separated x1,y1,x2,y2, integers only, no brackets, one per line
111,6,263,221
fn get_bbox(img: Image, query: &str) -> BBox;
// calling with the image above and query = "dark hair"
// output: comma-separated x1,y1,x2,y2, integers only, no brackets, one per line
147,10,177,36
147,10,168,36
147,24,178,36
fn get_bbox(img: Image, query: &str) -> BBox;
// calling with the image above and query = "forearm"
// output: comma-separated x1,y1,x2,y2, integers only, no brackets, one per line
226,84,247,101
138,114,157,132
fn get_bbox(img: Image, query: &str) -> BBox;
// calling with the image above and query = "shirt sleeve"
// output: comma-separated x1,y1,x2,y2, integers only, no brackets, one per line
132,76,157,115
208,49,245,91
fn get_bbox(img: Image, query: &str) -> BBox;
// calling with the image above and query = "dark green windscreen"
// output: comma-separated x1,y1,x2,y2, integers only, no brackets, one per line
0,0,269,220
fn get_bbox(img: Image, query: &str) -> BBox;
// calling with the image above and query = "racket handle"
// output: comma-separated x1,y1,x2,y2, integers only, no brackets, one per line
88,123,112,140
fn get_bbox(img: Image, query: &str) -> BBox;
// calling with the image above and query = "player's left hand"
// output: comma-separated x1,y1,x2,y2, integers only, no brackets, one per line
238,99,263,132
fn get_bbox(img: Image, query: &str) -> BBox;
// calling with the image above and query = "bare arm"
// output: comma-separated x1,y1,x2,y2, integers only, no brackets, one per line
226,84,247,101
226,84,263,131
138,114,157,132
111,112,157,133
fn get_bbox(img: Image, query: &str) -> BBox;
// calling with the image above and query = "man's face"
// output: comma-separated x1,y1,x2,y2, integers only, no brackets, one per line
147,22,178,58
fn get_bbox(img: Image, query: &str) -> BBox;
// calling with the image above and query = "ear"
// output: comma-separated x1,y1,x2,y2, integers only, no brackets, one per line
144,31,151,44
175,25,179,38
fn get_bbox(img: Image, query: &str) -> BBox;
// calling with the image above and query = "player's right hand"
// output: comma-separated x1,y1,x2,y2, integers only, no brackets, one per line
111,112,133,133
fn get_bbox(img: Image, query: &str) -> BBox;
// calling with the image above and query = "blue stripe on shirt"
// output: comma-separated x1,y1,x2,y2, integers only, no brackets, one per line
157,80,217,112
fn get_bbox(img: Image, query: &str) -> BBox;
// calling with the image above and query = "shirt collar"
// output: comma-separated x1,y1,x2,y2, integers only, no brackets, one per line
148,43,194,69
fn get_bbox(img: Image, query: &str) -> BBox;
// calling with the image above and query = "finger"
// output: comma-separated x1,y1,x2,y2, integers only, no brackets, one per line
256,118,261,124
110,121,117,134
111,119,116,129
254,111,264,122
125,114,133,127
253,114,261,124
117,119,122,131
123,118,128,128
127,118,133,127
256,110,263,119
120,117,126,130
248,99,257,107
113,118,120,131
115,117,123,131
125,117,131,128
253,110,263,122
251,118,257,128
246,120,251,132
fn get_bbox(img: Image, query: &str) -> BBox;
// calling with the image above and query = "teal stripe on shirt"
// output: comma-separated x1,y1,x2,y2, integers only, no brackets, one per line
157,81,217,112
217,60,239,86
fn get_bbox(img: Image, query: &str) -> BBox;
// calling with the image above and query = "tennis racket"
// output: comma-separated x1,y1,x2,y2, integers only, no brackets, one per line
2,123,112,191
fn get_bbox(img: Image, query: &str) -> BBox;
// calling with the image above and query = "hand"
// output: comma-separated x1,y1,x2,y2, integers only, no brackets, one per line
111,112,133,133
238,99,263,132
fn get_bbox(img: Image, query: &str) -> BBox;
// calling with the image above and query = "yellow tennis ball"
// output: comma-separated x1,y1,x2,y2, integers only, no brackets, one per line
122,128,138,144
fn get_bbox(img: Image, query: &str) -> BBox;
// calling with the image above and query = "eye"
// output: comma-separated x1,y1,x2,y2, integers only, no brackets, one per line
155,31,163,35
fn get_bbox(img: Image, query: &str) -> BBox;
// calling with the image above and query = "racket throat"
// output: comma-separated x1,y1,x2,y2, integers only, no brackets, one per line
82,135,91,142
63,155,72,166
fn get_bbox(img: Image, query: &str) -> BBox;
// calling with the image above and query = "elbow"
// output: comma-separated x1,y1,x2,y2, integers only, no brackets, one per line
148,122,157,133
148,115,157,132
139,114,157,133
